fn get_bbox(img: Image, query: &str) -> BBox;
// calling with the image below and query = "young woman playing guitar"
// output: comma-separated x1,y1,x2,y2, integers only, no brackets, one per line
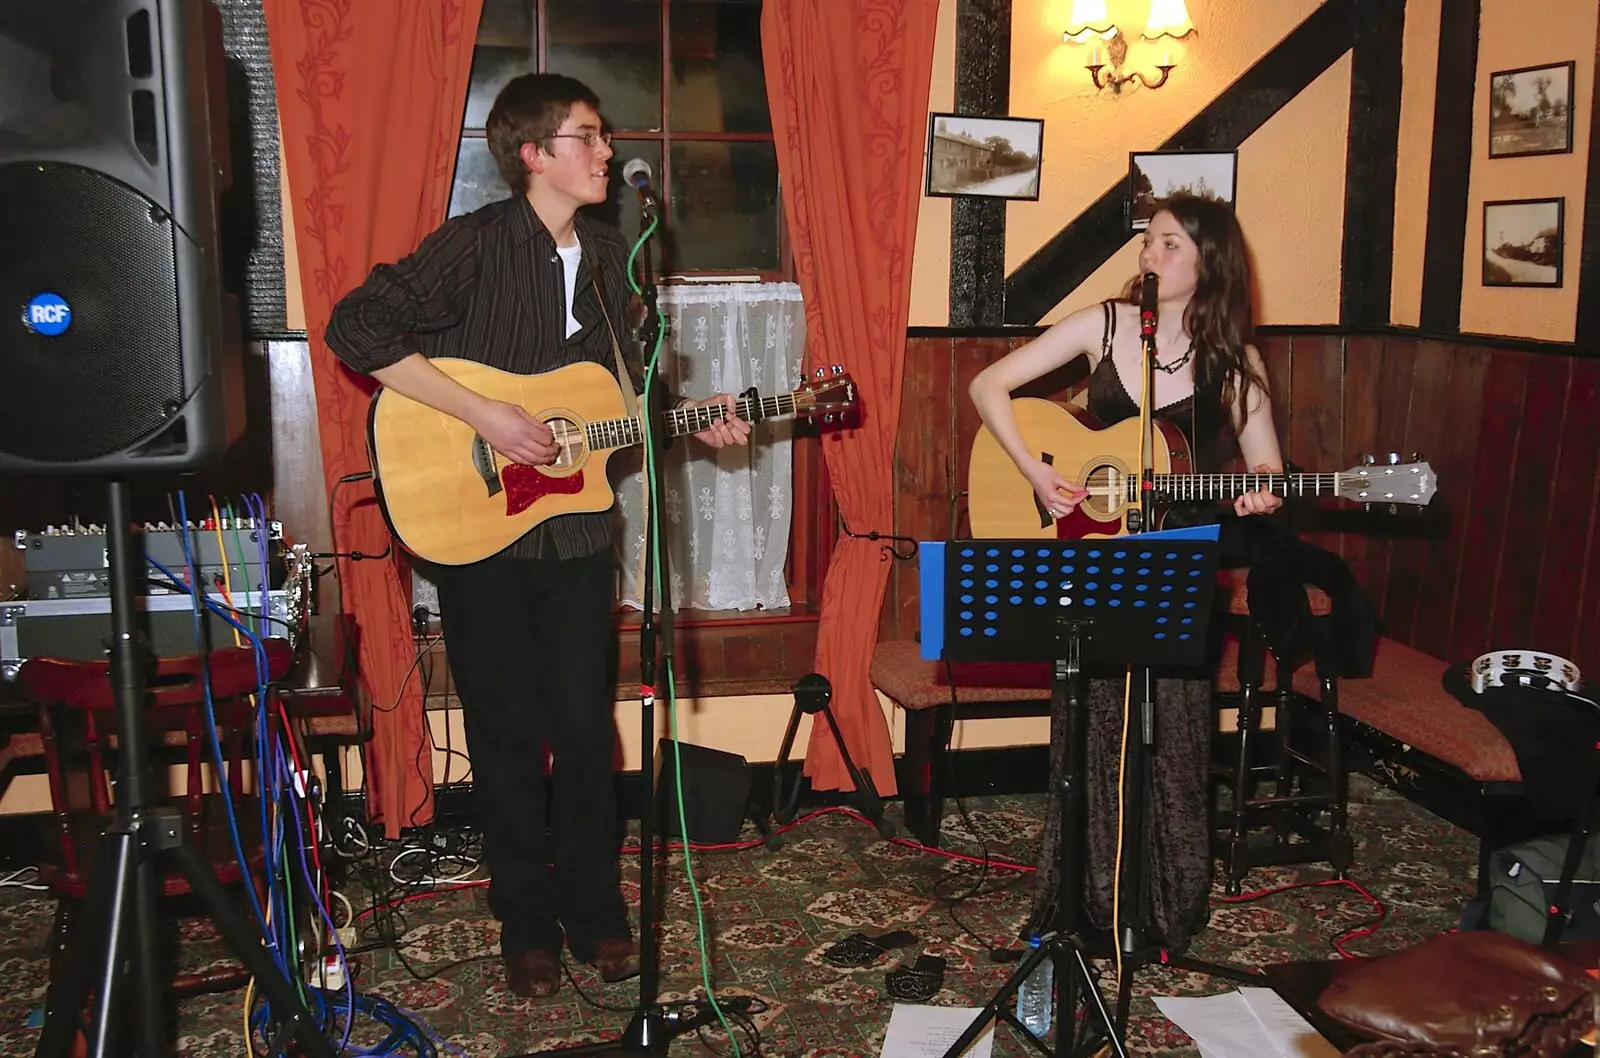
967,196,1284,954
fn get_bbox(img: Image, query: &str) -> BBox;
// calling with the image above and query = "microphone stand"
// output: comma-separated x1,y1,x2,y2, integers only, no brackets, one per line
1107,278,1260,1029
546,194,706,1057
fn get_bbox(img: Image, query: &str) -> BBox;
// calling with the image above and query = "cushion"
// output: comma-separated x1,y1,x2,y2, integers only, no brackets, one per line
1293,638,1520,783
870,640,1052,710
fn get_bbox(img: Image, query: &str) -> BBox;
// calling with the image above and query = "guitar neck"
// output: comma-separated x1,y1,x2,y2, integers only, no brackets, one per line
584,392,799,450
1147,472,1350,501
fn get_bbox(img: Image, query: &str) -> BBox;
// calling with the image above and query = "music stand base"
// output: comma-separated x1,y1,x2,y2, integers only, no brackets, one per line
942,931,1126,1058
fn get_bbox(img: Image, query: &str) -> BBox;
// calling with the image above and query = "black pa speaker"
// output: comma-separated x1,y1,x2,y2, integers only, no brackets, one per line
656,740,752,846
0,0,243,473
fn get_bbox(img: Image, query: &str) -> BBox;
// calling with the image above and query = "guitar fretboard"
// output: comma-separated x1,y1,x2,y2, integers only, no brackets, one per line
583,393,799,451
1134,473,1358,501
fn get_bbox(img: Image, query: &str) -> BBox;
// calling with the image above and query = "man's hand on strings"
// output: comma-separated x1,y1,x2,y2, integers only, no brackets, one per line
686,394,751,449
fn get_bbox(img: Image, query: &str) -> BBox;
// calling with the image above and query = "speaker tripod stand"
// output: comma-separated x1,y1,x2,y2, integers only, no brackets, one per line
33,479,333,1058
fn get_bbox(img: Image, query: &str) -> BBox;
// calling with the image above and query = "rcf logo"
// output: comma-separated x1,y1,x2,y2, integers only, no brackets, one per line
22,292,71,336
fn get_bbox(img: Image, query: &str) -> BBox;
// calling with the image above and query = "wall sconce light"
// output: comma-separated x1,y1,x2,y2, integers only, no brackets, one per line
1063,0,1195,93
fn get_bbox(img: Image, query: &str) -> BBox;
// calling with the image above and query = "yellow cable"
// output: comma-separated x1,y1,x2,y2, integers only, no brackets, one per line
242,977,256,1054
1112,670,1131,997
209,496,243,647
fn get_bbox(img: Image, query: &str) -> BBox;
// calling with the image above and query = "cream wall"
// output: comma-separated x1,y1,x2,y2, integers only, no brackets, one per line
1458,0,1596,342
909,0,1349,327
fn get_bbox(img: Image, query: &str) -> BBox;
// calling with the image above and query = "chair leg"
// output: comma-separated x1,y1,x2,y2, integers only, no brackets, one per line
1225,626,1266,897
902,707,934,845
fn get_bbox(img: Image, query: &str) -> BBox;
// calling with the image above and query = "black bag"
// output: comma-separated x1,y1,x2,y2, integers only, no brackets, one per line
1486,834,1600,943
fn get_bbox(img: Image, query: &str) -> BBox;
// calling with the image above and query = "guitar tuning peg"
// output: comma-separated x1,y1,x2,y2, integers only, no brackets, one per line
1362,454,1375,466
1410,451,1422,463
1387,452,1400,464
1363,502,1372,513
823,413,835,424
1388,503,1399,515
831,365,843,375
814,367,826,379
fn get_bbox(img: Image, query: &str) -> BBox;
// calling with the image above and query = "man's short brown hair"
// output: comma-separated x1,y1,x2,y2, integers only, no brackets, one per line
485,73,602,194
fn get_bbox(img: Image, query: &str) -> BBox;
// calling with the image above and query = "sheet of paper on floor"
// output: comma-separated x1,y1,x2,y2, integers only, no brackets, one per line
880,1003,996,1058
1154,988,1340,1058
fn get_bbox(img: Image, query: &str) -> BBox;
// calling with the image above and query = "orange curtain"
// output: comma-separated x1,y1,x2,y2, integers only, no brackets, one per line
265,0,483,838
763,0,939,794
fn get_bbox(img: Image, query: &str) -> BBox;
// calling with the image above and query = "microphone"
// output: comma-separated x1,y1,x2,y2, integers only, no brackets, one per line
622,157,658,215
1139,272,1158,340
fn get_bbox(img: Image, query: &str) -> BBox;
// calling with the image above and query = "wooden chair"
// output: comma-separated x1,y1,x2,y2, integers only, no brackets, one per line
1211,569,1354,894
17,637,292,996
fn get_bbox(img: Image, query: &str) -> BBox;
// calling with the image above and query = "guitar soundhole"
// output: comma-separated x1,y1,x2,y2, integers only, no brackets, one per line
545,417,586,470
1082,463,1126,519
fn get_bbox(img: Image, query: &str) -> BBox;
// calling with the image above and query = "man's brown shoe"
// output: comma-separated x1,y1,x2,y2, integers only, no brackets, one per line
589,937,640,982
503,948,561,998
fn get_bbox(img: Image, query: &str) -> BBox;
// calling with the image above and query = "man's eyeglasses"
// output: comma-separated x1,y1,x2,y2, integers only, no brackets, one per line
546,131,613,149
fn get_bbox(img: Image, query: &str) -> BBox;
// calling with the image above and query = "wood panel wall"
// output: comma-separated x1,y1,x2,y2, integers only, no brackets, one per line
884,332,1600,679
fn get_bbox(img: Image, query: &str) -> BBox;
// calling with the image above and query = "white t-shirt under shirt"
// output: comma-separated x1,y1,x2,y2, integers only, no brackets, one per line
555,239,583,338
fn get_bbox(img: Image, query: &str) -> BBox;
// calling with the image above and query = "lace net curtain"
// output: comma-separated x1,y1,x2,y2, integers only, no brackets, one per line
617,282,805,612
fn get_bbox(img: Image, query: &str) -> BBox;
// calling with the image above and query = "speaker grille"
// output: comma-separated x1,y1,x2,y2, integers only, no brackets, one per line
0,162,183,463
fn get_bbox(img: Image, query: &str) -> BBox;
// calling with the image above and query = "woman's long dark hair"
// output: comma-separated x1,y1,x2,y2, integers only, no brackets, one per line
1129,195,1266,420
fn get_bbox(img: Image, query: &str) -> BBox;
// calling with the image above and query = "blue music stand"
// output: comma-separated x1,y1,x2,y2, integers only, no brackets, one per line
920,526,1221,668
918,526,1221,1058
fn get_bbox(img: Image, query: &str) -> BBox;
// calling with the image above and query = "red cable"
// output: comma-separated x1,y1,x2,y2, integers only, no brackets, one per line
351,805,1387,961
1212,876,1388,959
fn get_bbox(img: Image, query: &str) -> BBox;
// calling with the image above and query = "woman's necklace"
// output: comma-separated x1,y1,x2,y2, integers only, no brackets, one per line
1154,339,1195,375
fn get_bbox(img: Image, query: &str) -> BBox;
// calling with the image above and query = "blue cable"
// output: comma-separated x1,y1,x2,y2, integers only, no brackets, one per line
161,503,275,950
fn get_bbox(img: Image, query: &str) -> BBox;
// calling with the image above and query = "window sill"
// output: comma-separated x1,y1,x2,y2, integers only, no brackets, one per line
417,605,819,707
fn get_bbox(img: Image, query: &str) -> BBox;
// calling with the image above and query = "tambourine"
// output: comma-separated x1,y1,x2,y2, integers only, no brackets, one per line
1469,649,1582,695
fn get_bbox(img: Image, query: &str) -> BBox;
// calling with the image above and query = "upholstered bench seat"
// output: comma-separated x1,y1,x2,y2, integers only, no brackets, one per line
870,640,1052,710
1290,638,1519,784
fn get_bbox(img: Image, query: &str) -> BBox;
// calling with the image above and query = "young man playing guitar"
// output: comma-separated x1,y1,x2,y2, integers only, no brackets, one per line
326,73,749,998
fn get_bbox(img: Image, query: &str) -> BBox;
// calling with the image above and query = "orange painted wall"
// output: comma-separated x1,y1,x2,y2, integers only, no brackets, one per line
909,0,1349,326
1458,0,1597,342
909,0,1597,343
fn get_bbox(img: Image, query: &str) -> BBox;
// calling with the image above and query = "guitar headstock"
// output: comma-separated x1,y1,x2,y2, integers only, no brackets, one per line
794,366,857,424
1336,453,1437,506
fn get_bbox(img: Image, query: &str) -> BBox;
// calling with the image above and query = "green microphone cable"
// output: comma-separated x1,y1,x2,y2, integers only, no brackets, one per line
625,222,742,1056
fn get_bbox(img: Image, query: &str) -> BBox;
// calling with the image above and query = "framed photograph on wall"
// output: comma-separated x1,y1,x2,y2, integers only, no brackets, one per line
1482,198,1564,288
925,113,1045,200
1128,150,1238,230
1488,61,1575,158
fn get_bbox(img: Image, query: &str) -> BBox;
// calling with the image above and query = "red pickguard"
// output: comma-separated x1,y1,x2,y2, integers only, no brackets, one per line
501,464,584,516
1050,417,1191,540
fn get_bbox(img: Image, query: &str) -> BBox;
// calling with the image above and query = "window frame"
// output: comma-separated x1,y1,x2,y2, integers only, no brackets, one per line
462,0,793,283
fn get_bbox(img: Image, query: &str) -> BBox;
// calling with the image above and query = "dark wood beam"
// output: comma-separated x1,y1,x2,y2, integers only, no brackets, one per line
1417,0,1480,334
1576,9,1600,348
948,0,1011,326
1340,0,1406,327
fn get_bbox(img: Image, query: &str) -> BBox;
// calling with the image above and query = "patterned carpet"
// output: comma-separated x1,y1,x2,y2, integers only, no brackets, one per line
0,773,1480,1056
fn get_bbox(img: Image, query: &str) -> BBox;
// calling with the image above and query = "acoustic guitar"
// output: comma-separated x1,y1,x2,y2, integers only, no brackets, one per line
967,398,1436,539
368,359,857,565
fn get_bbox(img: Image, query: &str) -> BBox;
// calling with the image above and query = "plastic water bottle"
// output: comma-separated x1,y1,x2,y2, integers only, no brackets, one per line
1016,934,1054,1037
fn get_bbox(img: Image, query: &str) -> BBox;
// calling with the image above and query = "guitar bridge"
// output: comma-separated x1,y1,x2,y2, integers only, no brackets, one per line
472,435,503,497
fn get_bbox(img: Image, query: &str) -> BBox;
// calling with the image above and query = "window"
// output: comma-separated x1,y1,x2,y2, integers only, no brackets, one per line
449,0,785,277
